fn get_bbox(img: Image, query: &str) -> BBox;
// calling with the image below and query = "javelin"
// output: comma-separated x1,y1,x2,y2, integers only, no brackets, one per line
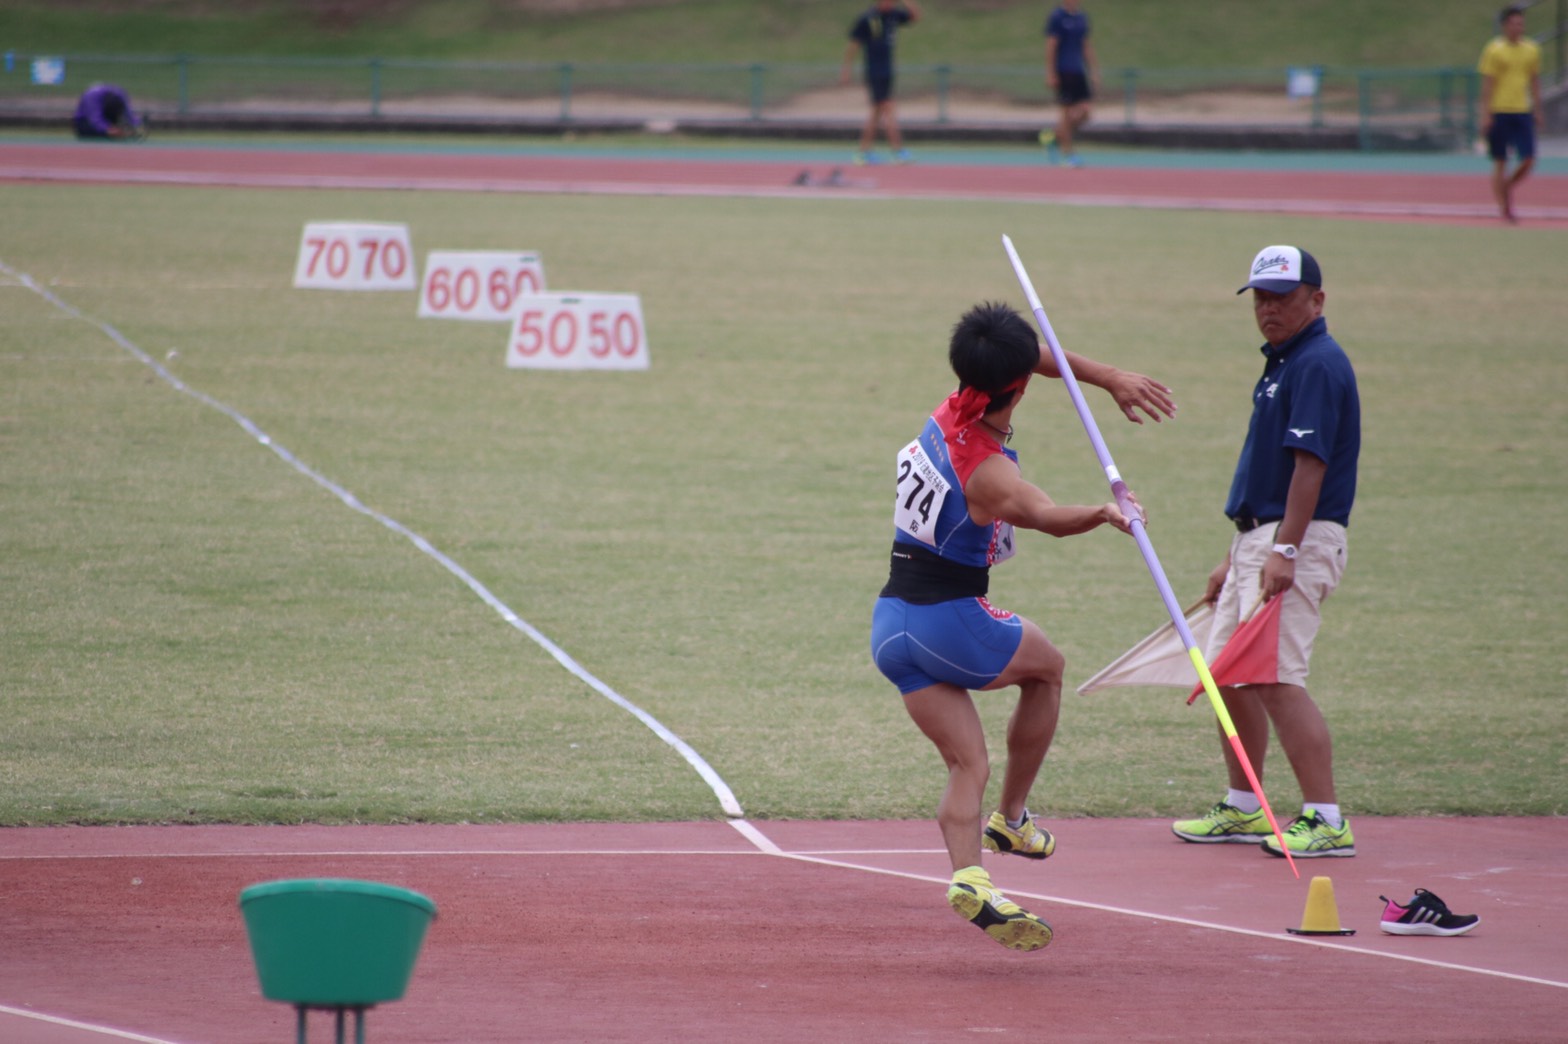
1001,234,1298,878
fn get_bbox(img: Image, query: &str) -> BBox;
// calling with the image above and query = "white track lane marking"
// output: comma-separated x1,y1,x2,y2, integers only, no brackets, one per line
773,849,1568,992
2,836,1562,992
0,259,744,820
0,1005,185,1043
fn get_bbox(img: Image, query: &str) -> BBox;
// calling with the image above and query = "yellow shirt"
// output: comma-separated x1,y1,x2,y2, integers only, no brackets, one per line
1477,36,1540,113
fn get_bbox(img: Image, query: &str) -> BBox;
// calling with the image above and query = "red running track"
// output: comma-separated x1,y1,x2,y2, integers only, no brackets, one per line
4,140,1568,226
2,818,1566,1043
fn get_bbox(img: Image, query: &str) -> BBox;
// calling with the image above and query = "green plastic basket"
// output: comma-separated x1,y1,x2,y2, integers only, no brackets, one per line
239,879,437,1007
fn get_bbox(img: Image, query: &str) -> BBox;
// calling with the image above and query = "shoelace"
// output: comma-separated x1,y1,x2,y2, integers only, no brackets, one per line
1410,889,1452,916
1285,815,1322,836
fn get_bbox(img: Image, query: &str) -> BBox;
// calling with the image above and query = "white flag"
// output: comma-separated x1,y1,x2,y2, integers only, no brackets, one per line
1076,602,1214,695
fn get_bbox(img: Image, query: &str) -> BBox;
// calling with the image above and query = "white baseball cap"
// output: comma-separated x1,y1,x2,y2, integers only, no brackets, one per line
1237,245,1322,295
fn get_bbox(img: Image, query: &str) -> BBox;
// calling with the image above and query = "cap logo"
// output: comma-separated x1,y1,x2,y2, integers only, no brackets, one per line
1253,253,1294,278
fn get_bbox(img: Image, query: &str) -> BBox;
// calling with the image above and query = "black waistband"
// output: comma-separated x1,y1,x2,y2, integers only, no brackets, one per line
879,542,990,604
1233,515,1349,532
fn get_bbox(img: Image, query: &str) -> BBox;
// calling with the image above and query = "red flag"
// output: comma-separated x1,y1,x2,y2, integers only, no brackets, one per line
1187,596,1282,705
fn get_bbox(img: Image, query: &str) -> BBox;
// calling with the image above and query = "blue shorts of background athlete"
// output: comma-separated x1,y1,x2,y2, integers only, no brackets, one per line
870,596,1023,695
1488,112,1536,161
1055,71,1092,107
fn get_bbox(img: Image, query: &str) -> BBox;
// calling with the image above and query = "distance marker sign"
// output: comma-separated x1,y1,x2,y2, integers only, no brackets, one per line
418,251,547,322
505,293,649,371
293,222,416,291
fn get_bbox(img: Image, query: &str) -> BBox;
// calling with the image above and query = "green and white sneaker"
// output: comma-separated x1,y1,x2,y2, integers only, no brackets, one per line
1263,810,1355,858
1172,801,1272,844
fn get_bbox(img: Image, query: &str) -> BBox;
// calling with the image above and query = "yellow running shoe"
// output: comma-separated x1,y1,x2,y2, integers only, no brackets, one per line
1172,801,1272,844
982,810,1056,860
946,866,1053,952
1262,811,1355,858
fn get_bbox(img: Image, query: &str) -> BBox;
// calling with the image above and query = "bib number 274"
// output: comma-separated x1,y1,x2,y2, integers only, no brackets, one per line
893,440,950,546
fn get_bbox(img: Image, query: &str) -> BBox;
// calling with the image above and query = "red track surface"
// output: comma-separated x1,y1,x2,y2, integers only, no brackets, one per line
4,140,1568,226
3,819,1567,1042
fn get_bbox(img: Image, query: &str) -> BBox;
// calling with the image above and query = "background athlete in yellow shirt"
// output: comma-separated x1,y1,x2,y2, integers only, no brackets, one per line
1477,4,1543,222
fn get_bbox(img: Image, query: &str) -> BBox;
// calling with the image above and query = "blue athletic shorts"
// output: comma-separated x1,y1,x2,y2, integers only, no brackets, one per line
1488,112,1536,161
866,72,894,104
870,596,1023,695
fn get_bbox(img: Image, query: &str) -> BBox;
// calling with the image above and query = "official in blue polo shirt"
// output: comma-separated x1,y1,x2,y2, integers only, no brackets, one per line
1172,245,1362,860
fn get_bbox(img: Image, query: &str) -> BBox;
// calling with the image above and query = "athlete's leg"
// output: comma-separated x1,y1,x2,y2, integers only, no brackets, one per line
902,682,989,871
882,99,903,151
858,103,880,154
981,618,1064,823
1492,157,1513,218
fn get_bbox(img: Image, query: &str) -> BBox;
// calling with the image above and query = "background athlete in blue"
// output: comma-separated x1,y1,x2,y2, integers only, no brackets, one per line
871,301,1174,949
840,0,921,165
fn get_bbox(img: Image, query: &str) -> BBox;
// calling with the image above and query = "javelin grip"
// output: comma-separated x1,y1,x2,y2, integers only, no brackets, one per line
1000,234,1299,878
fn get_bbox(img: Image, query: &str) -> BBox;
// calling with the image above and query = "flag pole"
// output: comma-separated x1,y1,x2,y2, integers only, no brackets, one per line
1001,234,1298,878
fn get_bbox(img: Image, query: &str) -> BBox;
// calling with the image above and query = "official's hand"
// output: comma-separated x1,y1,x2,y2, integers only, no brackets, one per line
1260,553,1295,599
1204,560,1228,605
1106,368,1176,424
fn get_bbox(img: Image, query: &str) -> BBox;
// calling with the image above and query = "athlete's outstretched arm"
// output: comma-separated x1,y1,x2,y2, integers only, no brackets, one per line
1033,349,1175,425
965,455,1140,537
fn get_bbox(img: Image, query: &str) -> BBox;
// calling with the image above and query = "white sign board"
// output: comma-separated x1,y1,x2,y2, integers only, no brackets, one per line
505,293,649,371
1287,66,1321,99
418,251,547,322
31,58,65,86
293,222,416,291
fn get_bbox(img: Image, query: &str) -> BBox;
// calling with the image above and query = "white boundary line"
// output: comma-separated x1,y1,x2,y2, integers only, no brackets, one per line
771,847,1568,992
0,258,744,820
0,1005,186,1044
6,834,1561,994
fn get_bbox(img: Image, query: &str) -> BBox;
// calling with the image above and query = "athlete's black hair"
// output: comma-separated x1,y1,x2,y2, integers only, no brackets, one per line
948,301,1040,414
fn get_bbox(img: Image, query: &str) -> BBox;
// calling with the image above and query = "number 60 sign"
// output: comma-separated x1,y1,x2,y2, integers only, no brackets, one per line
506,293,650,371
418,251,547,322
293,222,416,291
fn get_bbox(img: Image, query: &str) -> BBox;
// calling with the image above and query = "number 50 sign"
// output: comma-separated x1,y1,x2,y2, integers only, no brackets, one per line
293,222,415,291
506,293,650,371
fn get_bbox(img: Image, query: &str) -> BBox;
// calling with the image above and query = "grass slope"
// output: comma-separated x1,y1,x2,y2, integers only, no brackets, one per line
1,178,1564,825
1,0,1506,68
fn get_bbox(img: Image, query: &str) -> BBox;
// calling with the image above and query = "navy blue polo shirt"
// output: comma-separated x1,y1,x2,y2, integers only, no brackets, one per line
1223,316,1360,527
851,8,913,79
1045,7,1091,75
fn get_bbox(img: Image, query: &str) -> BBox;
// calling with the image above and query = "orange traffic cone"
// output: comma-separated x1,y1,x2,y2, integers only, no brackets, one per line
1287,875,1355,936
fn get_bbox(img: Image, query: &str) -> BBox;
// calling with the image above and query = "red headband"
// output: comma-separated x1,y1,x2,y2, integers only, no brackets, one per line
946,374,1031,430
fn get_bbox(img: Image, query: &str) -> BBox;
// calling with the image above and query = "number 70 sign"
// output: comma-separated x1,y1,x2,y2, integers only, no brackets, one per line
293,222,416,291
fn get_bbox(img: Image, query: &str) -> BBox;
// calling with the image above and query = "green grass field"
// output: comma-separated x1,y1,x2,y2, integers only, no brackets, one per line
0,0,1510,68
2,169,1564,827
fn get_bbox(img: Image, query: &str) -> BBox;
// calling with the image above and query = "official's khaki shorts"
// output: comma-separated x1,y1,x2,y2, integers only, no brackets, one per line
1205,520,1348,688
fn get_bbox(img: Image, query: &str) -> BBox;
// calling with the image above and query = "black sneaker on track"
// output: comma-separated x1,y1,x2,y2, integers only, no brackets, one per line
1379,889,1480,937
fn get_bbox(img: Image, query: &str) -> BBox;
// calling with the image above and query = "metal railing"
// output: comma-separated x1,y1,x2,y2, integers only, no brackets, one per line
0,52,1482,149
